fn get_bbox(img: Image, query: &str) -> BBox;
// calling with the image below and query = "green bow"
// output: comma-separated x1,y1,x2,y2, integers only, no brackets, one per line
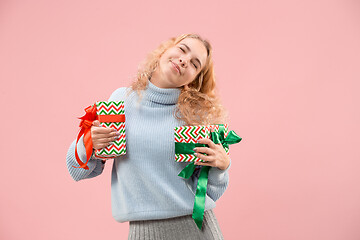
211,124,242,148
177,124,242,230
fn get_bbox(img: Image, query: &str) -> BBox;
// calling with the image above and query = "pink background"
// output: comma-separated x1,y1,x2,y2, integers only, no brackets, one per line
1,0,359,239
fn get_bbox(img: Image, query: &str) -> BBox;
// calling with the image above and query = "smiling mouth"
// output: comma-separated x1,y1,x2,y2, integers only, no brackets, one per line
171,61,181,75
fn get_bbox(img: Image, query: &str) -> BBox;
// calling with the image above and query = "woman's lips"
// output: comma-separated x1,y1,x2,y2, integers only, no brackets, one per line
171,61,181,75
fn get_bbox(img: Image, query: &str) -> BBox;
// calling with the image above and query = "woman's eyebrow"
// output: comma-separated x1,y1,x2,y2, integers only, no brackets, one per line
180,43,202,68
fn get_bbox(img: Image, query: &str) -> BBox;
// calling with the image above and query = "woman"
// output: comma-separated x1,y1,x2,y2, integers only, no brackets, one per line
66,33,231,239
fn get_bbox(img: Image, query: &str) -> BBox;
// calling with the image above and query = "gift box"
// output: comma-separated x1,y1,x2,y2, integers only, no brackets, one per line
93,101,126,159
174,124,230,163
175,123,242,230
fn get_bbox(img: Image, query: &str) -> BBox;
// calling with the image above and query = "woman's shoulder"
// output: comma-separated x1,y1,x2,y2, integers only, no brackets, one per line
108,87,133,101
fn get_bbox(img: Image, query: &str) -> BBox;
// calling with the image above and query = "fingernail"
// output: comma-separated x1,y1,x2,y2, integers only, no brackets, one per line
116,132,121,136
193,148,196,152
194,153,198,156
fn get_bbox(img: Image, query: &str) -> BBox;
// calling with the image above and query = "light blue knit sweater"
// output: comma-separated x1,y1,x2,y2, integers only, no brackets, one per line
66,80,231,222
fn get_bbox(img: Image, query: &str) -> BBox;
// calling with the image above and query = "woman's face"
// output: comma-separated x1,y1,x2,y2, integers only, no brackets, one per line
150,38,208,89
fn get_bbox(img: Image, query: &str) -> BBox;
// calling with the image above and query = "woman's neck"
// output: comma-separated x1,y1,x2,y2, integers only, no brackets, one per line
149,68,178,89
143,79,181,105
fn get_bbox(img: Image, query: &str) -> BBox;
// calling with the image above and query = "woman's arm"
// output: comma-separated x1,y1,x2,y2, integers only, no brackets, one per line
65,87,128,181
66,135,106,182
206,160,231,201
192,136,232,202
187,161,231,202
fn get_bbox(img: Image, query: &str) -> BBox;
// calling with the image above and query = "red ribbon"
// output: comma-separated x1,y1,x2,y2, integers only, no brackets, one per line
72,104,98,170
98,114,125,123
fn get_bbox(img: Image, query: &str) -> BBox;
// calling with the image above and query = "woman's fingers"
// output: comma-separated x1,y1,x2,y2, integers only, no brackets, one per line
93,132,120,146
196,138,218,149
194,160,213,167
96,136,118,143
91,122,121,150
92,125,117,134
193,146,214,155
193,139,216,165
93,137,118,149
194,134,227,169
93,131,119,139
92,120,100,127
194,152,211,162
194,153,217,168
91,125,119,140
94,143,111,149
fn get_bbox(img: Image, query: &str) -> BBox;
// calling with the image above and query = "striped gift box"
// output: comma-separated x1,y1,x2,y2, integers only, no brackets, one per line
94,101,126,159
174,124,229,163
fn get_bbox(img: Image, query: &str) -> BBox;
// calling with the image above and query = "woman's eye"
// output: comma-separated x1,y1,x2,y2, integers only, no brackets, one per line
179,47,197,69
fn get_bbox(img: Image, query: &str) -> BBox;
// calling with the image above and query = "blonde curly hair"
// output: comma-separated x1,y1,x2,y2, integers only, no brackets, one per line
128,33,228,126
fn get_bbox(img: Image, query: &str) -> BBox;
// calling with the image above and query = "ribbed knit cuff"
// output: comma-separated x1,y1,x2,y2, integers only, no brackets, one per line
208,159,231,182
66,136,101,181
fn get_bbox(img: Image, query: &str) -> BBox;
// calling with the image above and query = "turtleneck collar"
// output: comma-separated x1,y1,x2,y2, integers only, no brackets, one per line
144,79,181,105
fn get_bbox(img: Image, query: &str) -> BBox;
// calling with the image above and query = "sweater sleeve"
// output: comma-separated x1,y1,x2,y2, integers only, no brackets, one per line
65,87,128,181
187,160,231,202
66,136,105,181
205,159,231,202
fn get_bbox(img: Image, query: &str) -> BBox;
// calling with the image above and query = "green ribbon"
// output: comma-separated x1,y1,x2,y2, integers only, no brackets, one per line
211,124,242,147
177,124,242,230
178,163,210,229
175,143,208,155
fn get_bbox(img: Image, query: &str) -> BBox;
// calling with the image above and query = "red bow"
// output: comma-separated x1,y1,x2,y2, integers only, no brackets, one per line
72,104,98,170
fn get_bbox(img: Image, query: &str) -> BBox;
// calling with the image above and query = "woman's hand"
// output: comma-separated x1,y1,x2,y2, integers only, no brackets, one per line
90,120,120,150
193,129,230,170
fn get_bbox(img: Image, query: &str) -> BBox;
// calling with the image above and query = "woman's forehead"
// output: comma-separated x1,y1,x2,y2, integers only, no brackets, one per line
177,38,208,63
178,38,203,48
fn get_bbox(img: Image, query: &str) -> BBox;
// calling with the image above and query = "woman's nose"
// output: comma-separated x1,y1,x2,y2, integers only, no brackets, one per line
179,58,188,67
